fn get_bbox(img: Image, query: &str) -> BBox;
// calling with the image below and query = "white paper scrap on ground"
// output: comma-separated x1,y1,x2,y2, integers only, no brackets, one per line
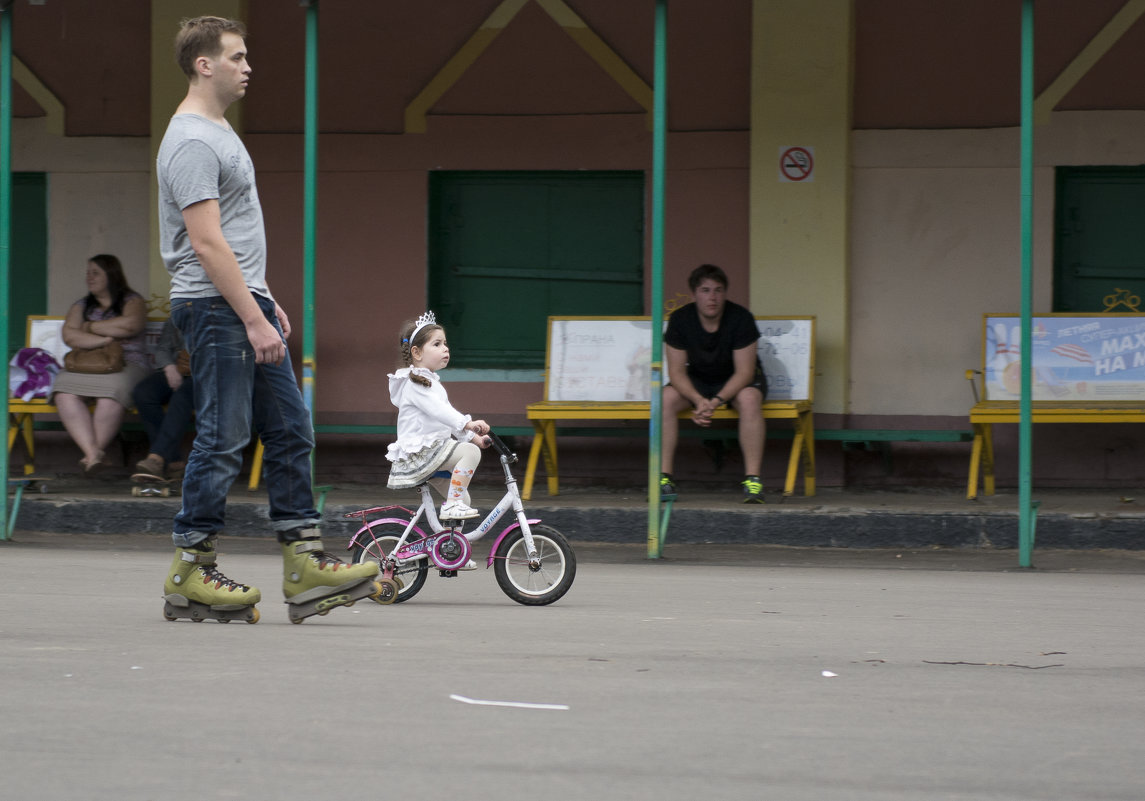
821,671,838,677
450,693,569,711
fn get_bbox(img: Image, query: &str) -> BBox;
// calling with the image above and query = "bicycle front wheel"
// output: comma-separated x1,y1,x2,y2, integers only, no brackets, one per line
351,521,428,603
492,524,576,606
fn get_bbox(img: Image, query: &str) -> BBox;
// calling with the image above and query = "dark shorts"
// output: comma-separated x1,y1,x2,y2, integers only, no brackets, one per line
672,365,768,404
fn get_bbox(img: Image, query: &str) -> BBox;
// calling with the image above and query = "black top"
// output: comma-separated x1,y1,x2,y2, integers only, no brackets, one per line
663,300,760,384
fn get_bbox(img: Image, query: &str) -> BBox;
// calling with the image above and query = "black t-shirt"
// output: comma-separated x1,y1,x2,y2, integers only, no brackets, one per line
663,300,760,385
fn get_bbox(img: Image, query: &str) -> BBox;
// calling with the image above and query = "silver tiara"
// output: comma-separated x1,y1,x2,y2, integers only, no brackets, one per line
409,310,437,343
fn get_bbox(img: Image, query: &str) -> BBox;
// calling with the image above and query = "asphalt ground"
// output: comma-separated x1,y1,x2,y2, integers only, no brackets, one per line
2,532,1144,801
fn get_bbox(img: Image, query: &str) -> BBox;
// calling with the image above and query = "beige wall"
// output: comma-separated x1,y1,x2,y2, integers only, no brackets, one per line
848,110,1145,418
11,118,152,315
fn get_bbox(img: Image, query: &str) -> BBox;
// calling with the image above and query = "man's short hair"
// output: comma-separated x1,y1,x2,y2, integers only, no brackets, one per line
688,264,728,291
175,16,247,79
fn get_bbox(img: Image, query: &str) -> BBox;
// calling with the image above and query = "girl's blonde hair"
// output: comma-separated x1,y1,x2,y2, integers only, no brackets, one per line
399,319,443,387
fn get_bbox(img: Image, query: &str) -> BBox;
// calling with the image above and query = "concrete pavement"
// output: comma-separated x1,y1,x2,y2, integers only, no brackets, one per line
2,533,1144,801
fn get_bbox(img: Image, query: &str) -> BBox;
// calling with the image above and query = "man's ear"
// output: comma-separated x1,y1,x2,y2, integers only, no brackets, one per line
194,55,212,79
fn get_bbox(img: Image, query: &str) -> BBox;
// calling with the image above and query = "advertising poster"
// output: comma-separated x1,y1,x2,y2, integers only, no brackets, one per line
984,315,1145,401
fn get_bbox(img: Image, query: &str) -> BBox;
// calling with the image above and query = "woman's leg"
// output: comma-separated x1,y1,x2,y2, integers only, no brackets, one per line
54,392,101,465
91,398,127,457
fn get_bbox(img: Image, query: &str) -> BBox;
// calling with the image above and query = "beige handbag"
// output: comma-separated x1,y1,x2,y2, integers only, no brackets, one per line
64,340,125,374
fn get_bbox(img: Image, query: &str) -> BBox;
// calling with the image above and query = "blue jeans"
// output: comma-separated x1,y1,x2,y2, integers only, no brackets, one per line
170,294,319,548
132,369,194,464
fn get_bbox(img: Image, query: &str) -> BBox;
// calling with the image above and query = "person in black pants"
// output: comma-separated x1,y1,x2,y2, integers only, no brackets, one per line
132,318,193,479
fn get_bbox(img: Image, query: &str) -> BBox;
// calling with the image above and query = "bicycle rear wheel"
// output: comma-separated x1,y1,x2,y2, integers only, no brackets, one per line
492,524,576,606
351,521,428,603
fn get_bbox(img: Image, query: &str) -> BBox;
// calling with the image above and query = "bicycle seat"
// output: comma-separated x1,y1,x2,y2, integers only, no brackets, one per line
415,470,453,489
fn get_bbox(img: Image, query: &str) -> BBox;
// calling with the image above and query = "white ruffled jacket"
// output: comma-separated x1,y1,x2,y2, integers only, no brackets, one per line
386,367,474,462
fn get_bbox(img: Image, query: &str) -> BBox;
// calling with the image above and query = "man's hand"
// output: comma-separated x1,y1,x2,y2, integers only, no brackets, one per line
163,363,184,391
691,396,720,426
275,303,292,339
247,317,286,365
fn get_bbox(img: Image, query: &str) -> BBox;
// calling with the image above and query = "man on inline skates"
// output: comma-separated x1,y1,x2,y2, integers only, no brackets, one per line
156,16,379,623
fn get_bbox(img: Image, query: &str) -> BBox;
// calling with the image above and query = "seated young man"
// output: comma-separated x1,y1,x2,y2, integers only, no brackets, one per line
660,264,767,503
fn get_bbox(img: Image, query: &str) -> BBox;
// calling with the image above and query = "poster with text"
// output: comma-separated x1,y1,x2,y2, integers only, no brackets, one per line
984,315,1145,401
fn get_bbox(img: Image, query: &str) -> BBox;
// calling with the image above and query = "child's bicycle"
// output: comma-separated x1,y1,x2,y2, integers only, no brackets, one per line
344,432,576,606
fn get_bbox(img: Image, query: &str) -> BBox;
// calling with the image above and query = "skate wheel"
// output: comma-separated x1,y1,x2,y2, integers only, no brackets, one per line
218,618,231,624
246,608,260,624
374,578,399,605
192,618,204,623
132,486,142,497
163,610,176,621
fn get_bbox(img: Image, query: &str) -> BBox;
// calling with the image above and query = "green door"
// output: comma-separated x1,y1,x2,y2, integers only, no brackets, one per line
8,173,48,357
1055,166,1145,312
429,171,644,367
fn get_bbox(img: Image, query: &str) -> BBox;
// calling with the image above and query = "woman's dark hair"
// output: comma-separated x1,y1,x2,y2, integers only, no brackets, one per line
84,254,136,318
688,263,729,291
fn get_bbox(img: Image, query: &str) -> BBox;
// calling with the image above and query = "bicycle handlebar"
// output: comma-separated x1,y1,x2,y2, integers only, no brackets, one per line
489,431,517,464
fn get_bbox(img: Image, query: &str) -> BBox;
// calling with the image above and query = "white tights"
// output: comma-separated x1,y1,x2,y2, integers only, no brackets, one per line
429,441,481,506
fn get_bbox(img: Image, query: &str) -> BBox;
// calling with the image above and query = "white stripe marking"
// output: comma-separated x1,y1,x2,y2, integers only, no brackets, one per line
450,694,569,710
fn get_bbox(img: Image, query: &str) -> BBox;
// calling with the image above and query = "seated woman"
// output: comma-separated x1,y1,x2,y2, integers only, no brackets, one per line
52,254,149,474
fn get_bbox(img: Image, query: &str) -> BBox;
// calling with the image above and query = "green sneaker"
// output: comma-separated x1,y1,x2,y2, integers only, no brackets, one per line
741,476,765,504
659,474,678,501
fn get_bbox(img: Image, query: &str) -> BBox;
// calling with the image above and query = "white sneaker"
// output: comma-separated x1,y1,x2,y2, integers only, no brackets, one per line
439,500,479,520
459,559,478,571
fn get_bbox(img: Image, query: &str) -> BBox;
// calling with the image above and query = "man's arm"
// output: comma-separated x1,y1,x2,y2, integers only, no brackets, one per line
715,343,759,404
665,344,703,407
666,343,718,426
182,198,285,364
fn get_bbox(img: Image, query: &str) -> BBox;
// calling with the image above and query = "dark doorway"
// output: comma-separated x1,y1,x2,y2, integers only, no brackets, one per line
1055,166,1145,313
428,171,644,368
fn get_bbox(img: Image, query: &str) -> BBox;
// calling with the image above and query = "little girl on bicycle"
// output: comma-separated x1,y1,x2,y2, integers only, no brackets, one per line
386,311,491,520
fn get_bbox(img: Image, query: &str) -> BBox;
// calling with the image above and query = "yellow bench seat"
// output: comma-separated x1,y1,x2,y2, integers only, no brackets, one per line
524,399,815,500
967,400,1145,499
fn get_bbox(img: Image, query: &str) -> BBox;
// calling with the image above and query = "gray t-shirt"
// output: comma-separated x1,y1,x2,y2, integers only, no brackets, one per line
156,113,271,300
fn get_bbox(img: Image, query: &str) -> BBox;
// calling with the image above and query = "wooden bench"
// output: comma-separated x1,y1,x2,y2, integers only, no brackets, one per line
6,315,268,477
966,313,1145,499
7,316,164,475
523,316,816,500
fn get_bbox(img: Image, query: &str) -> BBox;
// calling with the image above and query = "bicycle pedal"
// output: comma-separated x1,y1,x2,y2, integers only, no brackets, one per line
438,569,458,578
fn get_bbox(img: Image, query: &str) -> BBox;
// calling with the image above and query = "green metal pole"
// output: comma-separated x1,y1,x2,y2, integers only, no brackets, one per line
1,2,13,540
1018,0,1036,567
647,0,667,558
302,2,318,426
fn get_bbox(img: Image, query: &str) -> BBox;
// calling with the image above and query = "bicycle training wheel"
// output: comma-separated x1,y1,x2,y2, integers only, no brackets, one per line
492,524,576,606
351,521,428,603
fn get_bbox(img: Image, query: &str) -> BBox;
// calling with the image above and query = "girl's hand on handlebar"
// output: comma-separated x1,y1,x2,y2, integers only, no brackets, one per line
475,434,492,448
467,419,490,436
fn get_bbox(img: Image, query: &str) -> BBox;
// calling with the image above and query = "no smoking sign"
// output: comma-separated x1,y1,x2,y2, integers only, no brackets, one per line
779,146,814,182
